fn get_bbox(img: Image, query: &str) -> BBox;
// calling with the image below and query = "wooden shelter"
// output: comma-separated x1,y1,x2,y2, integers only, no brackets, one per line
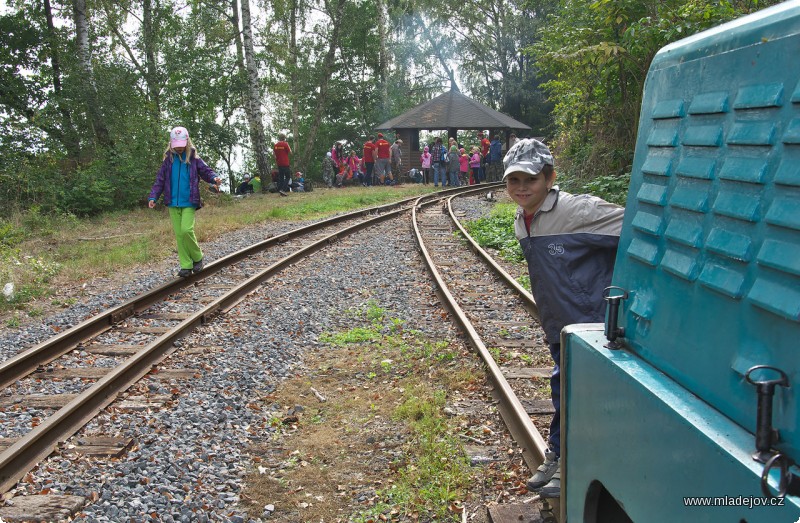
375,88,532,173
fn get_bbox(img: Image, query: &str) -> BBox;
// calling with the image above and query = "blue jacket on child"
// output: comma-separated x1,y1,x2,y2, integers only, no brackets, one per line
149,149,218,209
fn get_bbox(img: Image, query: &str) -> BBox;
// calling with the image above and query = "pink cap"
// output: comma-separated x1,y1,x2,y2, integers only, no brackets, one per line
170,126,189,148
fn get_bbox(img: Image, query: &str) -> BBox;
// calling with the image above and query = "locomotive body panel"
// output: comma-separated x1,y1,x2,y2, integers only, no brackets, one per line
563,2,800,520
563,327,800,522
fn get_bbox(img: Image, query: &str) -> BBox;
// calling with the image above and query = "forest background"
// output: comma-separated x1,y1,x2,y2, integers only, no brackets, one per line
0,0,782,218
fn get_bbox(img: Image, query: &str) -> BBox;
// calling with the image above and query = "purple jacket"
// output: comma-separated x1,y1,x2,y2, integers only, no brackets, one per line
148,149,217,209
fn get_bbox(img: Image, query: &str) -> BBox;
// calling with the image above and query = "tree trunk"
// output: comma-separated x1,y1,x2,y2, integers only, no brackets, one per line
376,0,389,119
73,0,113,149
345,67,370,135
296,0,347,172
230,0,246,97
239,0,271,183
290,0,299,153
142,0,161,121
44,0,81,160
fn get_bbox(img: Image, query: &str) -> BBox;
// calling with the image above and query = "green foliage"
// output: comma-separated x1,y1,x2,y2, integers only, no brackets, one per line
532,0,783,181
365,300,387,324
517,273,531,292
559,172,631,206
58,164,116,217
462,203,524,263
0,220,26,248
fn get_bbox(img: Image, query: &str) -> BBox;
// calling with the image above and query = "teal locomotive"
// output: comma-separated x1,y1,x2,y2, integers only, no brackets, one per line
562,2,800,521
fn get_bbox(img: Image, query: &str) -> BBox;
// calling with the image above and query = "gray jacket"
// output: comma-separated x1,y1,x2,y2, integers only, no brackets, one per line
515,187,624,343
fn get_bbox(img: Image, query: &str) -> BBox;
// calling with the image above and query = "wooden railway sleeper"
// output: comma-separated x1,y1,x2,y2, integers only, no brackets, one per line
110,305,135,324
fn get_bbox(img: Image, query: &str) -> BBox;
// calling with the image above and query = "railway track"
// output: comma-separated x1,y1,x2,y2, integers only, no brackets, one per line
0,187,491,497
414,191,559,521
0,185,559,521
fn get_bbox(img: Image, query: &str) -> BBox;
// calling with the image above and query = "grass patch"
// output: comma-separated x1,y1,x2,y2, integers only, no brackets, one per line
461,201,533,292
386,389,473,519
319,326,382,345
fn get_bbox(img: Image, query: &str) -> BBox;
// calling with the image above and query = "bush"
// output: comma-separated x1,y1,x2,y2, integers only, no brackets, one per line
559,171,631,206
58,164,116,217
0,219,26,248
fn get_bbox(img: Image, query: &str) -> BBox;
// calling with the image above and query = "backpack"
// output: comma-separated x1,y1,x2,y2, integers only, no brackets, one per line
439,145,449,165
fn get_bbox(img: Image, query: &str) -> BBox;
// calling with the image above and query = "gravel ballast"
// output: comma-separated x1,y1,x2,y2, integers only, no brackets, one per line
0,195,511,522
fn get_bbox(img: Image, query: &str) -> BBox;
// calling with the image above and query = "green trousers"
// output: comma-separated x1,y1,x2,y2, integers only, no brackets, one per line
168,207,203,270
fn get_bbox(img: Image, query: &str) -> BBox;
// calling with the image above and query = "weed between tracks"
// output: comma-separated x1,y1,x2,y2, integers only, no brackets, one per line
242,301,496,522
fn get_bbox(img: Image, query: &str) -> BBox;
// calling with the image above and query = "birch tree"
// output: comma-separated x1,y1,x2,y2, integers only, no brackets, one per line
238,0,271,183
289,0,300,152
73,0,113,149
376,0,389,119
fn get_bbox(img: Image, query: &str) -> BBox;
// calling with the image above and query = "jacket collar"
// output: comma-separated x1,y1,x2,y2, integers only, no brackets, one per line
538,185,560,214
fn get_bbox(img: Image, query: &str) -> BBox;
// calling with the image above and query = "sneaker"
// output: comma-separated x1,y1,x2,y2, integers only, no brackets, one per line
178,268,193,278
538,466,561,498
192,258,205,273
279,191,288,196
527,450,559,490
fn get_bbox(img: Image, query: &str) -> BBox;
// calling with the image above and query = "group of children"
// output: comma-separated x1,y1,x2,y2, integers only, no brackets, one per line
322,148,375,188
416,143,489,187
149,127,625,503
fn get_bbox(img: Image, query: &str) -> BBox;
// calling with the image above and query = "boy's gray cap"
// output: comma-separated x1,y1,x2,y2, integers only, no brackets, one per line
502,138,554,180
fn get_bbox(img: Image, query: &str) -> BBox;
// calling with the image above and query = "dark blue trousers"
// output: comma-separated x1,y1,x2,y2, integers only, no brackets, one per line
548,342,561,456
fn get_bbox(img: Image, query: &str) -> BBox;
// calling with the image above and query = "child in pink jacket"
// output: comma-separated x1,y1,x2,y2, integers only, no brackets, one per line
459,148,469,185
469,146,481,184
420,146,432,185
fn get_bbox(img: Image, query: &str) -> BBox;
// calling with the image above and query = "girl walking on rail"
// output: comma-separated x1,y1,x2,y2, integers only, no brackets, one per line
148,126,221,278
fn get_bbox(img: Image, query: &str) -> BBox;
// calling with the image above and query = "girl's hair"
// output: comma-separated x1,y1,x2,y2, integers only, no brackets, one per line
163,135,197,163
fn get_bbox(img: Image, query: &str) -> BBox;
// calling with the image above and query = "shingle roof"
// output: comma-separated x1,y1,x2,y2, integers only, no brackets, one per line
376,89,531,130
